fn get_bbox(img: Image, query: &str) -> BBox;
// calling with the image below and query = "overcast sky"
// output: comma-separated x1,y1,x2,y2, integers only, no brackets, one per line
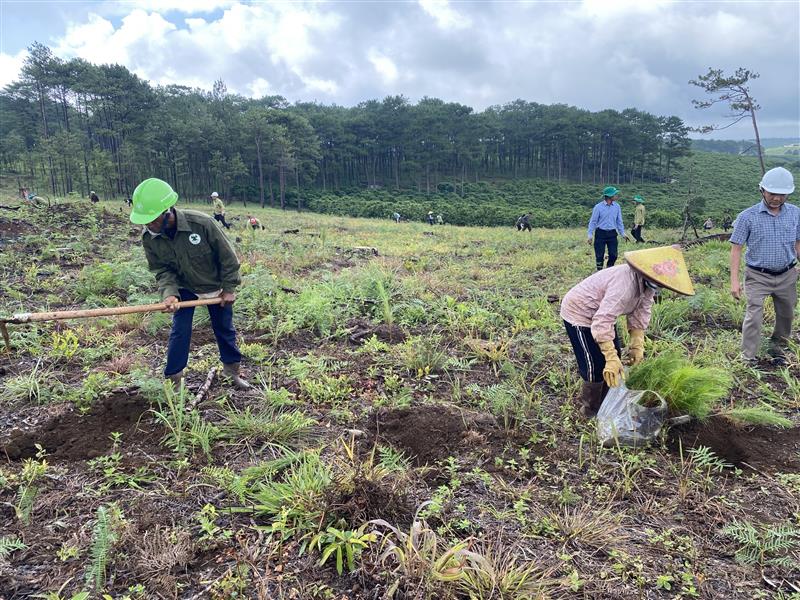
1,0,798,139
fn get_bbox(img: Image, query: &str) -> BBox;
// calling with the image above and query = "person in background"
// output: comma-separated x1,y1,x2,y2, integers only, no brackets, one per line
703,217,714,231
632,195,646,243
392,212,401,224
130,178,251,390
516,213,532,232
427,211,435,225
89,191,100,203
561,246,695,416
587,186,629,270
247,215,264,230
730,166,799,365
436,214,444,225
211,192,231,229
722,213,733,232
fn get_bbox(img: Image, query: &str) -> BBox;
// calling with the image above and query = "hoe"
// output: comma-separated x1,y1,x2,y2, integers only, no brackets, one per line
0,297,223,352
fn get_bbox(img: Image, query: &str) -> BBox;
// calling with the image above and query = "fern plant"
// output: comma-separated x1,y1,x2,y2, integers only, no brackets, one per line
722,519,800,571
85,504,123,591
0,536,27,562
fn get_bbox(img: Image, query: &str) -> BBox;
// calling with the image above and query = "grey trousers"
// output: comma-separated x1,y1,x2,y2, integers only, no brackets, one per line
742,267,798,359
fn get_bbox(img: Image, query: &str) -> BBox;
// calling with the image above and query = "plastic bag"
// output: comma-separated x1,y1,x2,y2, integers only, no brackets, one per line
597,381,668,447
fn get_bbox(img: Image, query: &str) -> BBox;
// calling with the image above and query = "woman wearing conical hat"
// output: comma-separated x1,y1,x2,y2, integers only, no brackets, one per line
560,246,694,417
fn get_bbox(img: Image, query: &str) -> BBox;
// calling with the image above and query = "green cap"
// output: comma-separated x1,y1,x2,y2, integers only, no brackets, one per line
633,195,644,203
130,178,178,224
603,186,619,197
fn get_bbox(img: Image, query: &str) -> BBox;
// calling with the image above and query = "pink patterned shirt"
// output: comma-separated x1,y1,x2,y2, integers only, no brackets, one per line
560,264,656,342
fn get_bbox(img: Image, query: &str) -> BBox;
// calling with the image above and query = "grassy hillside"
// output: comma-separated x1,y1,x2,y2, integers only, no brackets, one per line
1,197,798,598
301,151,800,228
765,143,800,159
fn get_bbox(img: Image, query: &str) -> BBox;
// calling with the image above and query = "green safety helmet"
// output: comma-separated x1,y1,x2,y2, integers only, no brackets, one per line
130,178,178,224
603,186,619,197
633,195,644,203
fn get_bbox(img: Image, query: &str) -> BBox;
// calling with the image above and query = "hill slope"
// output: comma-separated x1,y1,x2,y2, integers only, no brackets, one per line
301,152,800,227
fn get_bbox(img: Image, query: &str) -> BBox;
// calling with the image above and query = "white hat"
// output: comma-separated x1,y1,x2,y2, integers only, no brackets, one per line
211,191,219,198
759,167,794,194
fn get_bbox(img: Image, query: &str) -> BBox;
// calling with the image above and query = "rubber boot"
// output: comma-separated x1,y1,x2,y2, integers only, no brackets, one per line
166,370,184,389
579,381,606,417
222,362,252,390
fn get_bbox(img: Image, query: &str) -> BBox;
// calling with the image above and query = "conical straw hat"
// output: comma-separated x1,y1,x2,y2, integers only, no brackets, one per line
624,246,695,296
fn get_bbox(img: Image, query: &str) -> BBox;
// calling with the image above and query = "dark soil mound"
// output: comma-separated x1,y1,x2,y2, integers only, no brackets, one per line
0,217,32,238
370,404,492,466
671,417,800,472
331,476,413,525
2,392,158,461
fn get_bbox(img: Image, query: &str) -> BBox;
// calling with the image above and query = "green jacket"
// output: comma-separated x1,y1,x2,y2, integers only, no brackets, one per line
142,209,241,299
634,204,646,226
213,198,225,215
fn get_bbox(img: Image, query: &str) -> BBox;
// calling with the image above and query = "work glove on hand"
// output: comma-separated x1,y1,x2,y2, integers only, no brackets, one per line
598,340,625,388
626,328,645,366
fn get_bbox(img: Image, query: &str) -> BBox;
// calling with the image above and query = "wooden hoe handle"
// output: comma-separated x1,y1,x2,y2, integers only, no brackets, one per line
3,297,223,325
0,298,223,352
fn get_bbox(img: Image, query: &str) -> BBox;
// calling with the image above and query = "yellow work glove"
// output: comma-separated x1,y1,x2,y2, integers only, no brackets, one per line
598,340,625,388
626,328,645,366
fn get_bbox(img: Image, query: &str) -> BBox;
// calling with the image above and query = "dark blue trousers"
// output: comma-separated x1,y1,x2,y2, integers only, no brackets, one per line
593,228,618,270
164,289,242,377
564,320,621,383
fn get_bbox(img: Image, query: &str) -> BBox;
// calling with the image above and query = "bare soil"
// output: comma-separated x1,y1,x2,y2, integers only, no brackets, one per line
0,216,32,237
368,403,498,467
672,416,800,473
2,392,159,461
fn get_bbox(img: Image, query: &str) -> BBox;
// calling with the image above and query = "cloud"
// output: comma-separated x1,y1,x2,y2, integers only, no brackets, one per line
368,49,399,84
418,0,471,30
247,77,273,98
46,3,344,98
0,50,27,89
107,0,236,15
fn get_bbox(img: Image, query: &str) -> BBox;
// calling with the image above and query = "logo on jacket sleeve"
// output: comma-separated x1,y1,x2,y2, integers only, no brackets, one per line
189,233,202,245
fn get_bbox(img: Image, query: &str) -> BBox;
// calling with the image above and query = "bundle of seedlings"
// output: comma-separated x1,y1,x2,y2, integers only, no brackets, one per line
626,352,790,427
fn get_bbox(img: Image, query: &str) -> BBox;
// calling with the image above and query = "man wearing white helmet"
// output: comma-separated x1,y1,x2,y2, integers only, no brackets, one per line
730,166,799,365
211,191,231,229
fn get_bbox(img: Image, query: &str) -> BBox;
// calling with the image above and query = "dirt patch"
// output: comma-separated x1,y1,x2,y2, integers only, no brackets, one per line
369,404,497,467
671,417,800,473
2,392,159,461
331,475,413,525
0,217,33,238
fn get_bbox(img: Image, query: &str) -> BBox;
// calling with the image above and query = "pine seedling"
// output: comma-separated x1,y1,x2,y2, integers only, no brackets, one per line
627,352,731,419
719,407,792,428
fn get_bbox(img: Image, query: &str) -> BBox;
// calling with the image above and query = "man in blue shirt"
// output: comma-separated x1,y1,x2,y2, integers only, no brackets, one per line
730,167,799,365
587,186,628,270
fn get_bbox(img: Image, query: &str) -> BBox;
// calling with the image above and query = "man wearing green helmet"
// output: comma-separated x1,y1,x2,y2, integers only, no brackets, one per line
130,178,251,389
587,186,629,270
632,195,646,243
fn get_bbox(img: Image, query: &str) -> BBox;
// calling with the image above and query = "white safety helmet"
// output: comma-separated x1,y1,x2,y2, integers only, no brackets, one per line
211,191,219,198
759,167,795,194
